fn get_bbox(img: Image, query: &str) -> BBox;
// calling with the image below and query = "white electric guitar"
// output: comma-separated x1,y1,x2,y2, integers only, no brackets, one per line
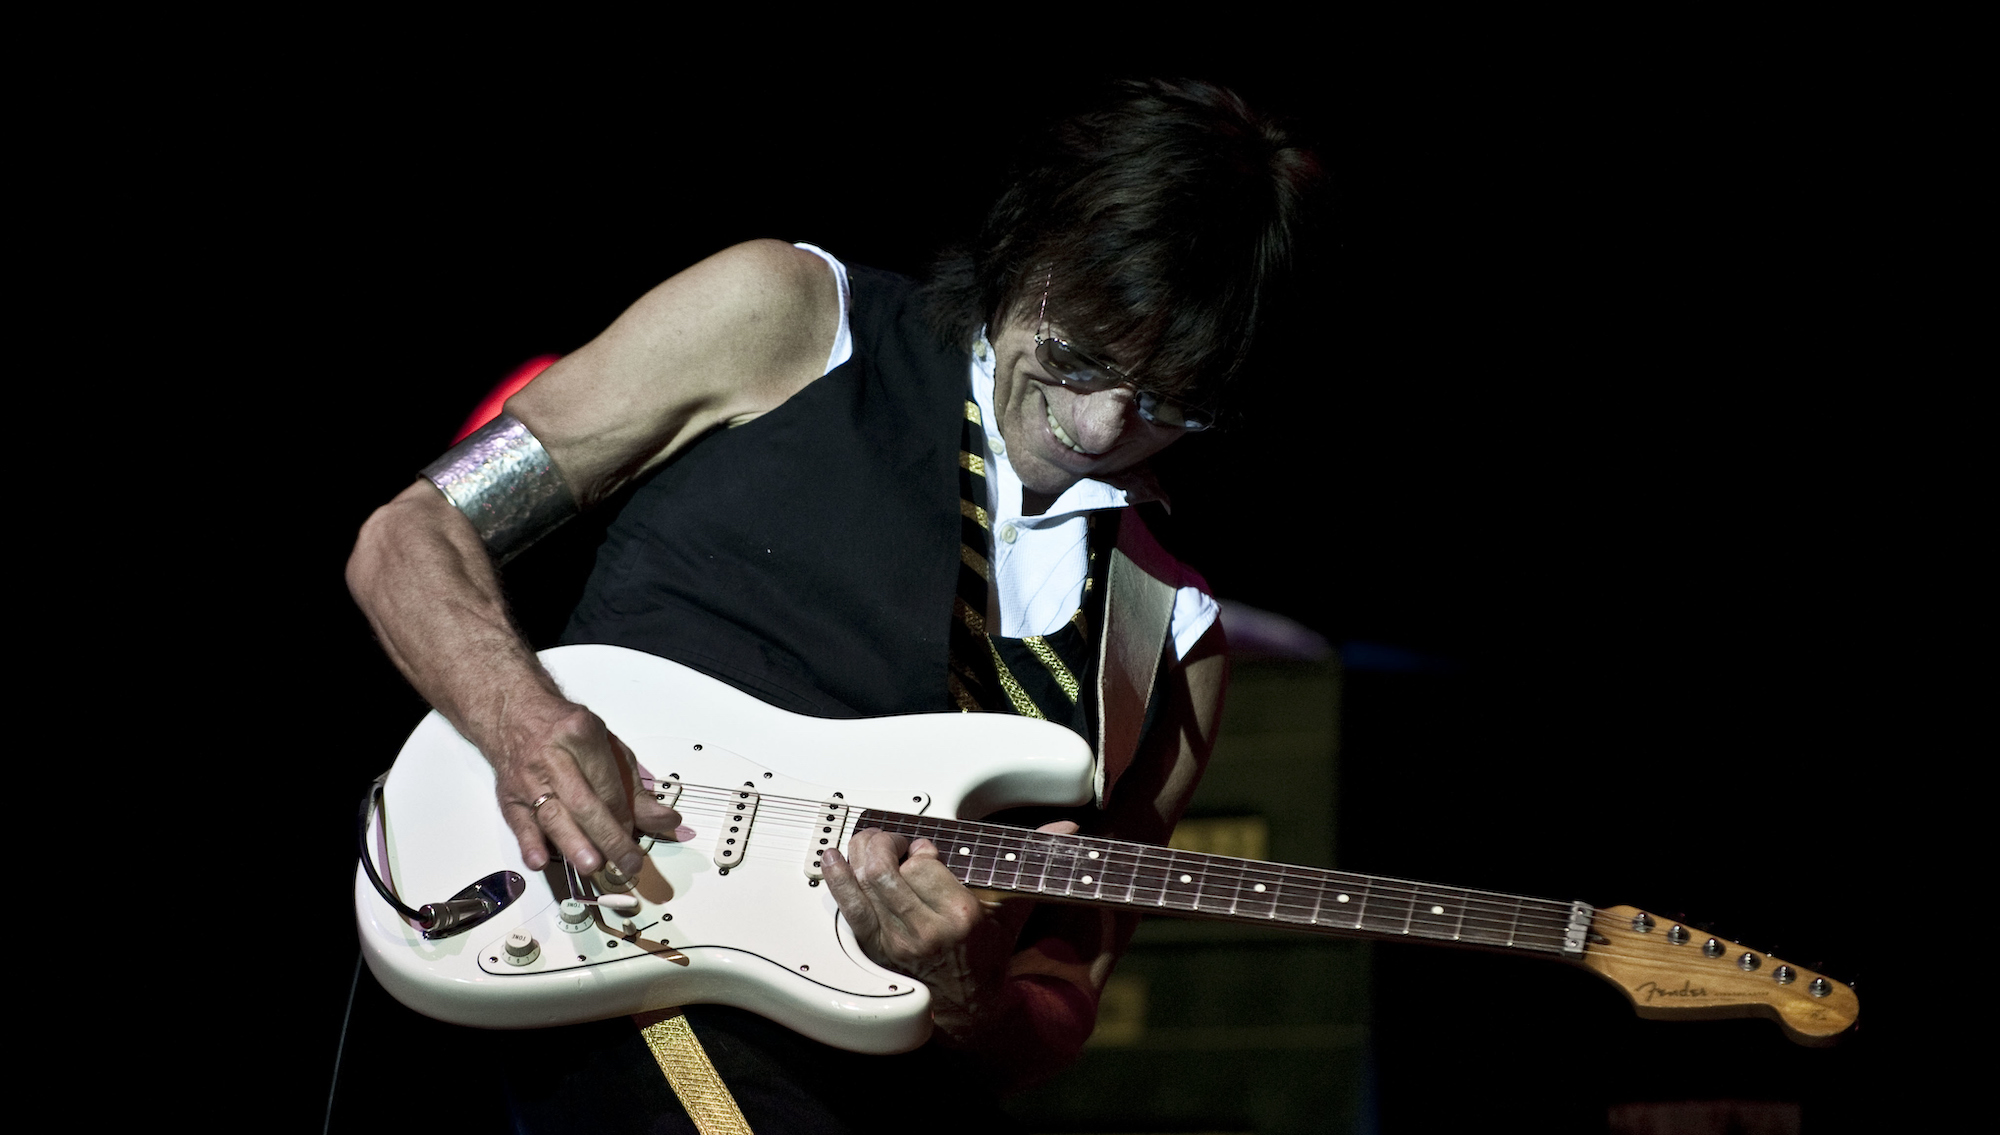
355,644,1858,1054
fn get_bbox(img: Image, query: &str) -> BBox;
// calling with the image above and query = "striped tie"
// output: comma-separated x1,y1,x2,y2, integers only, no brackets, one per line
948,395,1105,737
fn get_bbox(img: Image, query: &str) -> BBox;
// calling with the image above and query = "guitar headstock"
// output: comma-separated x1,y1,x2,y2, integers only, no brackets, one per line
1577,905,1858,1046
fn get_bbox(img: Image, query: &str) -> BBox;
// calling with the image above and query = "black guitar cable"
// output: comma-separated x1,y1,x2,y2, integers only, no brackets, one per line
356,773,497,936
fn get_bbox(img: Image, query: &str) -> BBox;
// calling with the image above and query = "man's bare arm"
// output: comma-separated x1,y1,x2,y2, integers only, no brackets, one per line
346,240,841,876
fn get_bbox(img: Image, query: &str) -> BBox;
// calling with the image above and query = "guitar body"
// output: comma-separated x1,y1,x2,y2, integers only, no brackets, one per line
354,644,1096,1055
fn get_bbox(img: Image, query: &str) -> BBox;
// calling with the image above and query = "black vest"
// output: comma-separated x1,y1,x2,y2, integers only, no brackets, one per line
560,267,969,718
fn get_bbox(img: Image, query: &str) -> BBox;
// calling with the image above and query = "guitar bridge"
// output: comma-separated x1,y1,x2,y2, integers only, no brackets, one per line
804,799,853,881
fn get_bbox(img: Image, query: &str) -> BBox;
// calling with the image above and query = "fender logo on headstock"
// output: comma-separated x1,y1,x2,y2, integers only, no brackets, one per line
1634,980,1710,1001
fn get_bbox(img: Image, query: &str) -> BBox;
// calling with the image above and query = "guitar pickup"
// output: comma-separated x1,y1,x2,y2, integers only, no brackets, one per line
635,775,685,856
652,775,684,809
804,800,853,881
714,784,760,870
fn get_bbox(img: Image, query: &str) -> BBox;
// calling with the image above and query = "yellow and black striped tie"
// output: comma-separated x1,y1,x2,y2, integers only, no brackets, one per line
948,397,1101,736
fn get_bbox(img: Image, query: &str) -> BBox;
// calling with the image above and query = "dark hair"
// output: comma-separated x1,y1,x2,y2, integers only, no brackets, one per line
926,79,1320,412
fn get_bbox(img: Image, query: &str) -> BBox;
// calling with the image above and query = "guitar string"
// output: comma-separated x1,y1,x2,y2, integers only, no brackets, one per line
657,782,1578,900
681,803,1576,934
614,839,1751,973
643,784,1805,969
619,797,1797,972
651,789,1581,950
654,781,1585,916
654,781,1585,918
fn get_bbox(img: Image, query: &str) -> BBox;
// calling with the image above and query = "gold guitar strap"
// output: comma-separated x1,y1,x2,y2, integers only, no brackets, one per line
632,1009,756,1134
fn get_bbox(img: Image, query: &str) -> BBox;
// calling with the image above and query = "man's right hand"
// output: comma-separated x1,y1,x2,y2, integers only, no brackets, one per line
488,698,683,878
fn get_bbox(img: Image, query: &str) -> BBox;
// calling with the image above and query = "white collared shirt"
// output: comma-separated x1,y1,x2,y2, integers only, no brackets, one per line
797,243,1216,663
970,333,1217,661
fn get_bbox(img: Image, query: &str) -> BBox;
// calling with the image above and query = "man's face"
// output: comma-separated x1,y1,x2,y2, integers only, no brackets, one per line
988,313,1185,508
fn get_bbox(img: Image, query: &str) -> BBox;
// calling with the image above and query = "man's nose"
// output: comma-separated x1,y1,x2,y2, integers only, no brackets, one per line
1068,387,1142,452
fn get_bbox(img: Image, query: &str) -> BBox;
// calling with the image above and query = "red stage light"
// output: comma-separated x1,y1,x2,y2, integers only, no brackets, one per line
455,354,561,442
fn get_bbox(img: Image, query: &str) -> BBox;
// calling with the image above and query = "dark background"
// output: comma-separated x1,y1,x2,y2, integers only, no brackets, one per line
124,54,1917,1131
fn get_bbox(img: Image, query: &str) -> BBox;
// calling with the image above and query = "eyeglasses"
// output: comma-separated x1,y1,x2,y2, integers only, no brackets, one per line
1035,283,1214,431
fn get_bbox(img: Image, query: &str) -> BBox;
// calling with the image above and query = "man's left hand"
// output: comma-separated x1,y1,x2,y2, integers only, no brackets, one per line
821,820,1080,1032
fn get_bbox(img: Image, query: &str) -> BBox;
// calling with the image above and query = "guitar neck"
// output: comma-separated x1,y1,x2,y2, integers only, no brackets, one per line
855,810,1592,958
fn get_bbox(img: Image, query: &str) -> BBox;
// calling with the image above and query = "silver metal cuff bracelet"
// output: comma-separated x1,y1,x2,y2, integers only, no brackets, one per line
420,413,579,565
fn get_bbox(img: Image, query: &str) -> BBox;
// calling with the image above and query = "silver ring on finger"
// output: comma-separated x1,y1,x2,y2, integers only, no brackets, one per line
530,792,557,813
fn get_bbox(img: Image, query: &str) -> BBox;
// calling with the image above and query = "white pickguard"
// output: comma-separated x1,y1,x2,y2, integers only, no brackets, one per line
354,644,1096,1055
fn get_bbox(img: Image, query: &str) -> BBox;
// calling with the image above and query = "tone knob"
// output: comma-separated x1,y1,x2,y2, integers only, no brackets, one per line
504,929,541,966
558,899,591,932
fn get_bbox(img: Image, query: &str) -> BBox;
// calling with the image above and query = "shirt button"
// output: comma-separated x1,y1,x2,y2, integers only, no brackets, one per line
1000,524,1018,544
988,434,1005,456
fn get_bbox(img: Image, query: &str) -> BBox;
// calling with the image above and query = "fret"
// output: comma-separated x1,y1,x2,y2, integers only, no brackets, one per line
1315,875,1368,930
1405,885,1472,942
1010,831,1056,895
1126,846,1170,907
1509,905,1579,955
1069,837,1112,902
1226,860,1286,920
1036,833,1084,898
1157,850,1204,912
944,823,1000,889
1190,856,1242,918
992,831,1031,891
1450,895,1527,950
1347,879,1372,930
1355,880,1416,937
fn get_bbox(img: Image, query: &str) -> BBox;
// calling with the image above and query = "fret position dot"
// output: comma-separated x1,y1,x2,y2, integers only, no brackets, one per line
1336,894,1350,903
1005,853,1017,861
1180,874,1192,883
1081,875,1093,885
1431,905,1445,914
1253,883,1266,892
958,847,971,855
1087,850,1099,859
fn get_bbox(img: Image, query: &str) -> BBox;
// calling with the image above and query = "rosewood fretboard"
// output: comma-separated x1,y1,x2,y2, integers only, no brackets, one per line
856,809,1588,956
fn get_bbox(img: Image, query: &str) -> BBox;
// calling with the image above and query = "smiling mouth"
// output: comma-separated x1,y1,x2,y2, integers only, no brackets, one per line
1046,404,1088,454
